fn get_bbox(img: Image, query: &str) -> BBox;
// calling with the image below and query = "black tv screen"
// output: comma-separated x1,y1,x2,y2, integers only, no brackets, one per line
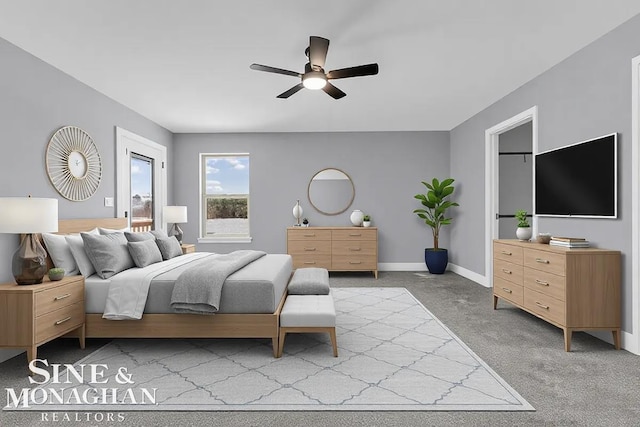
535,133,617,218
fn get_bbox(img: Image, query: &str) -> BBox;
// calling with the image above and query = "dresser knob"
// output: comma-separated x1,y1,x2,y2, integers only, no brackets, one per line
535,279,549,286
501,269,511,274
54,293,71,301
55,316,72,325
535,301,549,310
501,287,512,294
535,258,550,264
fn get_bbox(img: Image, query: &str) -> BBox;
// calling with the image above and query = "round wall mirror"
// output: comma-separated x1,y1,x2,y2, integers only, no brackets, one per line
308,168,355,215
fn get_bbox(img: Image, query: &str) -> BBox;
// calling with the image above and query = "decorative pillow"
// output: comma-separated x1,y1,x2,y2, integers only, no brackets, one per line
128,239,163,268
124,231,156,242
66,234,97,277
155,236,183,260
98,226,130,235
81,232,135,279
42,233,79,276
150,229,168,240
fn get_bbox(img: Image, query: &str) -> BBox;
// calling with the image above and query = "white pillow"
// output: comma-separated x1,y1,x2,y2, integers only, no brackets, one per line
42,233,79,276
65,228,100,277
99,226,130,235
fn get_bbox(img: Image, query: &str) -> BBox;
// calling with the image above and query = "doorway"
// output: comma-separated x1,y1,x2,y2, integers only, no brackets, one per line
115,127,167,232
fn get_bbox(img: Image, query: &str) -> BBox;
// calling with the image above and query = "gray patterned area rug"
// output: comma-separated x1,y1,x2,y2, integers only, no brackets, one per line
10,288,533,411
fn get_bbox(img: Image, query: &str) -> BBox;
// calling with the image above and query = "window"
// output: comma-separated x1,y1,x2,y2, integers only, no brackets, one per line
199,154,250,242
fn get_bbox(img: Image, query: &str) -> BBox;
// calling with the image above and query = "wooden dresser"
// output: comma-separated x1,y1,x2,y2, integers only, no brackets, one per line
287,227,378,278
0,276,86,364
492,239,620,351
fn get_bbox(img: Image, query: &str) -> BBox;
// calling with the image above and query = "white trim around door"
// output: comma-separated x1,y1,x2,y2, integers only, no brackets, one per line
484,106,538,288
630,54,640,355
115,127,167,231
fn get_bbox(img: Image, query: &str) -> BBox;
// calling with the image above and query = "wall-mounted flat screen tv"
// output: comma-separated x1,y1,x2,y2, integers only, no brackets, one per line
535,133,617,218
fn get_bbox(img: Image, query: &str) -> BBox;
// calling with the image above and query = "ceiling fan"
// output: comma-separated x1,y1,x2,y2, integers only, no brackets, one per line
250,36,379,99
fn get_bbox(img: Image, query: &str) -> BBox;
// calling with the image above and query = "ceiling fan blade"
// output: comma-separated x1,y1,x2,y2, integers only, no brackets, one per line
309,36,330,69
326,63,379,80
322,82,346,99
277,83,305,99
250,63,301,78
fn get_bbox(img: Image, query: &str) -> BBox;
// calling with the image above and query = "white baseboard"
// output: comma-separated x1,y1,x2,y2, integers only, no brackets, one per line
378,262,427,271
447,263,489,287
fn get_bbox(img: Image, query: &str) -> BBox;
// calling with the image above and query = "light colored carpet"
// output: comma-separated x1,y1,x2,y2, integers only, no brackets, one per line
7,288,532,411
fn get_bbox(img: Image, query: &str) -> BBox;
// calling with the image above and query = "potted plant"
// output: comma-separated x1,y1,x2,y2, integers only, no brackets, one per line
362,215,371,227
48,267,65,281
515,209,532,241
302,218,309,227
413,178,459,274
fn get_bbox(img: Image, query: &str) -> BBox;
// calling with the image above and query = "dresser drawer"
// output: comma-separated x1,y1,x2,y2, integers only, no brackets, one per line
331,240,377,256
331,255,377,271
524,248,566,276
35,280,84,317
35,301,84,344
494,259,523,286
291,254,332,269
494,242,523,265
332,229,377,241
524,267,566,301
524,289,565,325
493,276,523,306
287,229,331,241
288,240,331,255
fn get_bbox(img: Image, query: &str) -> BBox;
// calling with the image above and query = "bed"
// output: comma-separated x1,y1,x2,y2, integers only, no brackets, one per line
45,218,292,357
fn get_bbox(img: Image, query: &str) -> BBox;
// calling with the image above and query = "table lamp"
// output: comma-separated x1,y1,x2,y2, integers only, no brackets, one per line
164,206,187,244
0,197,58,285
292,200,303,226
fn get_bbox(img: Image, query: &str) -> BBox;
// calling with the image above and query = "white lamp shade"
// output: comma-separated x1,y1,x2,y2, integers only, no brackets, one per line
0,197,58,233
164,206,188,223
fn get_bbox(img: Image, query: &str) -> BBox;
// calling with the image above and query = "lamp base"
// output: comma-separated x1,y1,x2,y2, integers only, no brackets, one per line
170,223,184,244
12,234,47,285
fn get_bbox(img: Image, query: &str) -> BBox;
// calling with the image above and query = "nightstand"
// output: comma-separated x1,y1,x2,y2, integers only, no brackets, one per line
181,243,195,254
0,275,85,364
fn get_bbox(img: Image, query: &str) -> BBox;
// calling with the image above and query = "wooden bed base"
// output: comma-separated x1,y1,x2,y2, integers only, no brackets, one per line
53,218,288,357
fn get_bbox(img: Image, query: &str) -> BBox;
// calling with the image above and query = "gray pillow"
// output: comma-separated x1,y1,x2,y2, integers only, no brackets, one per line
128,239,163,268
287,268,330,295
98,227,129,235
125,231,156,242
42,232,79,276
82,232,135,279
155,236,183,260
150,229,168,240
66,234,97,277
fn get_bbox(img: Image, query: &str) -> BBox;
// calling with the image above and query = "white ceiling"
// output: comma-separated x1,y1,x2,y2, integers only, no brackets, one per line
1,1,639,133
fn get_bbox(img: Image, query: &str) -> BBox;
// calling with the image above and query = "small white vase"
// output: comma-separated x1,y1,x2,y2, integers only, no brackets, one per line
350,209,364,226
516,227,532,241
363,221,371,228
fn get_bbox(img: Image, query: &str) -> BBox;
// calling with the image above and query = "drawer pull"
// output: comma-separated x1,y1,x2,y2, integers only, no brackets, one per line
349,233,362,237
55,316,72,325
535,279,549,286
501,287,512,294
501,268,512,274
501,250,512,256
304,247,316,251
535,301,549,310
349,261,362,264
303,261,317,265
303,234,316,237
535,258,550,264
54,293,71,301
349,248,362,251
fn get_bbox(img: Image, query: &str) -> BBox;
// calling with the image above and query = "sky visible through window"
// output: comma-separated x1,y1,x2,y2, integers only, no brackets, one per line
206,156,249,195
131,157,152,197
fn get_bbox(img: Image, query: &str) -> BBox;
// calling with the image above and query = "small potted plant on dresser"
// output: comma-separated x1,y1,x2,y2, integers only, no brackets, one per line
362,215,371,227
515,209,532,241
413,178,459,274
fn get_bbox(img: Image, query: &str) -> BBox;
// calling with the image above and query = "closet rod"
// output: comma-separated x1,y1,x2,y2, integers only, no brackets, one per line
498,151,532,155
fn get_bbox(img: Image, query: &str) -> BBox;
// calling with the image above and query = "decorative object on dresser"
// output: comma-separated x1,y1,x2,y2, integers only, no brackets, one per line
536,233,551,244
492,239,620,351
413,178,459,274
47,268,65,281
549,236,590,248
287,226,378,278
45,126,102,201
302,218,309,227
163,205,187,244
0,275,85,364
350,209,364,226
514,209,532,241
362,214,371,227
292,200,303,226
0,197,59,285
308,168,355,215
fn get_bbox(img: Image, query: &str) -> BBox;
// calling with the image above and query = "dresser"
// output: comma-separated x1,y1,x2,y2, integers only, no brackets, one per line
492,239,620,351
0,276,86,364
287,227,378,278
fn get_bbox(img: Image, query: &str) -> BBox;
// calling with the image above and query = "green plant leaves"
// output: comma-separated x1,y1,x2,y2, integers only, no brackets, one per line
413,178,459,250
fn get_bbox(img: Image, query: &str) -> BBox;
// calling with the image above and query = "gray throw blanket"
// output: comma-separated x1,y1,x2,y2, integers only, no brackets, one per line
170,250,266,314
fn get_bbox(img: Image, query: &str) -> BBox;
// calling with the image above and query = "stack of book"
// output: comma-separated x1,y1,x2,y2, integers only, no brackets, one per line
549,237,590,248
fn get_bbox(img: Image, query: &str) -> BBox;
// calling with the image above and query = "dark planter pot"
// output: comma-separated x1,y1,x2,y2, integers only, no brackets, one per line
424,248,448,274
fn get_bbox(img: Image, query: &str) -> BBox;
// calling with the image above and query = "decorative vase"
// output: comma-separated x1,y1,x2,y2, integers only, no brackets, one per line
350,210,364,226
516,227,532,241
425,248,448,274
292,200,303,226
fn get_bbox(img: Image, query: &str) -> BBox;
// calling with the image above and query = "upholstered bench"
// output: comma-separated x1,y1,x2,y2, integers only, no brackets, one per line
277,268,337,358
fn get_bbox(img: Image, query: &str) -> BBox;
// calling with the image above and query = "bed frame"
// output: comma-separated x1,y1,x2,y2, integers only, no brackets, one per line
52,218,287,357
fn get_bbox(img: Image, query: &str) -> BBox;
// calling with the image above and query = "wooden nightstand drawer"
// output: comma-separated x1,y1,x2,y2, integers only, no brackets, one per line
331,240,377,256
287,229,331,241
291,254,332,269
493,276,523,306
288,240,331,255
332,228,377,241
524,249,566,276
35,280,84,317
524,289,565,325
35,301,84,344
494,242,523,265
494,259,523,286
524,267,565,301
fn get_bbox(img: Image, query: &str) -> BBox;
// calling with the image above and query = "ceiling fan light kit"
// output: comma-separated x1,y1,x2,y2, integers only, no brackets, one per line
250,36,379,99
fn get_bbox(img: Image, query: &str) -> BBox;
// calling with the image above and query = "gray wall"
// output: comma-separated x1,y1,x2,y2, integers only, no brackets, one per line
450,14,640,332
172,132,450,262
0,37,173,361
498,122,533,238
